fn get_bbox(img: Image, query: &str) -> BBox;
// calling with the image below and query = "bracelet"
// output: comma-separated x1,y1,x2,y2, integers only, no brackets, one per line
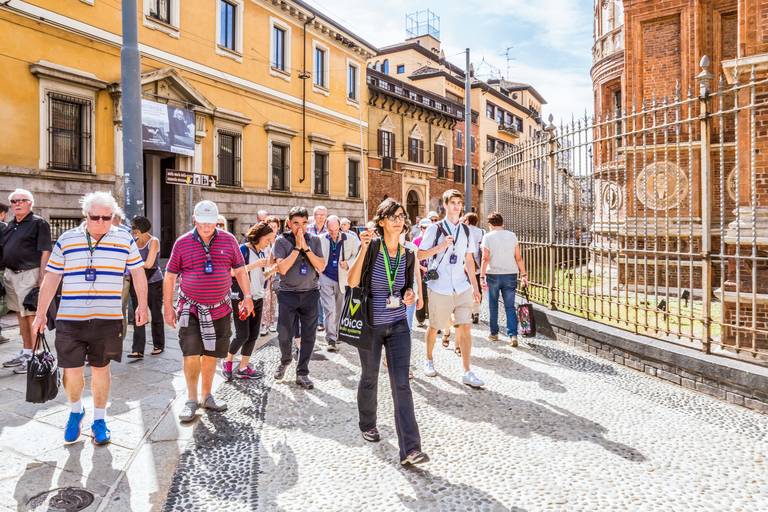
243,294,253,298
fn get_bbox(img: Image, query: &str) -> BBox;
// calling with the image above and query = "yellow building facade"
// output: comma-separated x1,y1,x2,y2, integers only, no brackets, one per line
0,0,375,253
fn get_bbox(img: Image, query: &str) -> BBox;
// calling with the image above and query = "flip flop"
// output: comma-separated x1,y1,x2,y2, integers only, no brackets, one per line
127,352,143,359
151,349,164,355
454,347,461,356
441,336,450,348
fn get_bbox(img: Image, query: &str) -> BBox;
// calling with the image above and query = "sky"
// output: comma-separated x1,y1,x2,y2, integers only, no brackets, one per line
302,0,595,125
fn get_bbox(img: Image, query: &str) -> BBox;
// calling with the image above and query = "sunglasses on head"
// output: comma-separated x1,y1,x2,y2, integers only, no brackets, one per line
88,215,113,222
10,199,30,204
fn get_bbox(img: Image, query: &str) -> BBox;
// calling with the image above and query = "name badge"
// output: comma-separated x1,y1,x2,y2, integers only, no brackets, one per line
204,260,213,274
300,263,308,275
386,295,401,309
332,259,338,267
84,268,97,282
449,254,458,265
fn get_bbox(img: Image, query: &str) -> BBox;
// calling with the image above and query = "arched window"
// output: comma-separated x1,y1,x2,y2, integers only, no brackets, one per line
375,61,382,72
383,59,389,74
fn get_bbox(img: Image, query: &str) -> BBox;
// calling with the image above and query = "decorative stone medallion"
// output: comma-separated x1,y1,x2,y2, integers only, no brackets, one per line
602,182,622,212
635,162,688,210
726,167,738,202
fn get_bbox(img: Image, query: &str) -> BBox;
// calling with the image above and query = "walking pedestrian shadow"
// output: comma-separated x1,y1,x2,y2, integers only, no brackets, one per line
467,353,567,393
256,441,298,508
369,448,525,512
411,376,646,462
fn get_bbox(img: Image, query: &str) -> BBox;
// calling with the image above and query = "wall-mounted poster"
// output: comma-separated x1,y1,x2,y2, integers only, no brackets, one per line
141,99,195,156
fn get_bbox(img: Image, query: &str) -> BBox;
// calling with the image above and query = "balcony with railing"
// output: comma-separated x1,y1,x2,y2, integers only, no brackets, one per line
367,68,463,121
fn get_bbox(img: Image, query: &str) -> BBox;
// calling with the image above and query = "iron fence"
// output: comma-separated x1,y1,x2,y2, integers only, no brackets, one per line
483,56,768,361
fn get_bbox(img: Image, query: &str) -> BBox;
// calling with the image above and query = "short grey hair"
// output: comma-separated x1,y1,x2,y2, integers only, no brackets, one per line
340,218,351,226
113,206,125,221
313,205,327,215
8,189,34,207
257,210,268,219
80,191,119,217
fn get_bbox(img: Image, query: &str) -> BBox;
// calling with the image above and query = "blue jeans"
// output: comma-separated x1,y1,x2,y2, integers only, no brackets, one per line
357,318,421,462
406,303,416,332
486,274,518,336
278,289,320,376
318,299,324,325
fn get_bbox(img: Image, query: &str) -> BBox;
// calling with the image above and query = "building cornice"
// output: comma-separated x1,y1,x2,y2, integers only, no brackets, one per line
213,108,252,126
264,121,299,138
29,60,109,90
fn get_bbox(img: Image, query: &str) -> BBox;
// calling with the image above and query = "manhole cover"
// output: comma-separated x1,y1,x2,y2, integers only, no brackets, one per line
27,487,94,512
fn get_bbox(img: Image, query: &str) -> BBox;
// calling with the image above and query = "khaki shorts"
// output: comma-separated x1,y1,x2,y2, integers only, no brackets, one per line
3,268,40,317
427,287,473,329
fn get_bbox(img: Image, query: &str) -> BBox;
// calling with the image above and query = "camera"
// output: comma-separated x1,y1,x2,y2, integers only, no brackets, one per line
423,268,440,282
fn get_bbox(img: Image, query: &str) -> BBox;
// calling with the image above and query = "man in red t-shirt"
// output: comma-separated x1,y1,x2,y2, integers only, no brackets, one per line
164,201,253,422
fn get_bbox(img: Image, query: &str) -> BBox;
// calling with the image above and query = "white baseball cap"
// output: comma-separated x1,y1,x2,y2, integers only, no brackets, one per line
427,211,439,219
419,218,433,227
193,200,219,224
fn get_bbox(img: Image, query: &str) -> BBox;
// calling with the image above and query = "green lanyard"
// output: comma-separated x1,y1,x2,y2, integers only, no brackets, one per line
85,231,103,254
381,240,401,296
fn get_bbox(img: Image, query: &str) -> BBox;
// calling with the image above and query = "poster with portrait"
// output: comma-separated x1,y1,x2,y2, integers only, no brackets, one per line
141,100,195,156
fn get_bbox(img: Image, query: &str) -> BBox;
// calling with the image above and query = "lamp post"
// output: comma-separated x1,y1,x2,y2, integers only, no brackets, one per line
121,0,144,221
464,49,472,212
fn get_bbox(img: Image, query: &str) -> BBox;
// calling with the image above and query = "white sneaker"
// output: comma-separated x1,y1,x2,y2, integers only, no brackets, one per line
260,328,268,336
462,371,484,388
269,326,276,332
424,359,436,377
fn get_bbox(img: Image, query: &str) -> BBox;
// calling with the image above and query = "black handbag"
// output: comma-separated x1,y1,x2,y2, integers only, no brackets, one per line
25,333,60,404
337,240,378,351
516,286,536,338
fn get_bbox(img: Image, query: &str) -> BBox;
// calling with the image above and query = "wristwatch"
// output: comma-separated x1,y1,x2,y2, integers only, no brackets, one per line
244,294,253,298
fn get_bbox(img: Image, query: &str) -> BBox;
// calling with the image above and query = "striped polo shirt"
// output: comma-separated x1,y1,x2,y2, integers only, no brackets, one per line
166,229,244,320
371,250,406,326
46,224,144,321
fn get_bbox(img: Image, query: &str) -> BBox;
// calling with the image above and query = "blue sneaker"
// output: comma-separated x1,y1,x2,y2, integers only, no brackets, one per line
91,419,111,446
65,409,85,442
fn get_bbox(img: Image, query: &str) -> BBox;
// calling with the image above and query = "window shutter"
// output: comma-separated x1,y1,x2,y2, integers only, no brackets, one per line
377,129,383,156
388,132,395,158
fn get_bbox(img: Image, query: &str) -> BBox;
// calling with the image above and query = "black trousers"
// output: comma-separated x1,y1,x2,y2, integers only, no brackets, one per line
229,298,264,357
414,277,429,324
277,289,319,376
129,280,165,353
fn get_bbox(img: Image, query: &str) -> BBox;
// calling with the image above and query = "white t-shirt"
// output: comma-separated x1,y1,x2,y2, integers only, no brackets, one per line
403,241,419,300
481,230,520,275
466,225,484,275
246,246,267,299
418,219,475,296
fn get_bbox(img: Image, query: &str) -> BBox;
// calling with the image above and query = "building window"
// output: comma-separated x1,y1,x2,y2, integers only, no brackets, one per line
486,104,494,118
47,92,92,173
271,143,289,191
454,164,464,183
273,26,286,70
435,144,448,177
148,0,171,23
397,64,405,74
383,59,389,74
408,137,423,163
487,138,496,153
506,113,513,126
50,218,81,241
226,219,235,233
314,152,329,195
348,63,358,101
378,130,395,158
519,178,525,193
218,131,241,187
220,0,237,51
348,159,360,198
496,108,503,125
614,89,623,147
314,47,327,88
472,168,479,185
471,135,476,153
456,130,463,149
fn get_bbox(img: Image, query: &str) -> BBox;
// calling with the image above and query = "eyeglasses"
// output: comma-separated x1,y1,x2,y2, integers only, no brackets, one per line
88,215,113,222
216,223,225,228
10,199,30,204
386,214,406,222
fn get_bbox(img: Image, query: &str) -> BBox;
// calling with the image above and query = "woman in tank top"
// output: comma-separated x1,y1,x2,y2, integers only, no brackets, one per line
127,216,165,357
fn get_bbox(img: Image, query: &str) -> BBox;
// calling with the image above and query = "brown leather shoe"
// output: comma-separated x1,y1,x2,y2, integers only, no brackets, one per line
295,375,314,389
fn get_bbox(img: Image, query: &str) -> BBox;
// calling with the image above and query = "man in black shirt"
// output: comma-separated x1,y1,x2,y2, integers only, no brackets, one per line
0,190,52,372
0,202,8,344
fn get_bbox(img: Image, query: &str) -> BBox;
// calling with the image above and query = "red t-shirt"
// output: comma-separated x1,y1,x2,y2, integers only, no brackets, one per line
166,229,244,320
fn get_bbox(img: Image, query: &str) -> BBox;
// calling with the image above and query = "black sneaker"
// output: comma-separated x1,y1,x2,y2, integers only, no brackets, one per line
295,375,314,389
471,313,479,324
327,341,337,353
401,450,430,466
361,427,380,442
274,364,287,380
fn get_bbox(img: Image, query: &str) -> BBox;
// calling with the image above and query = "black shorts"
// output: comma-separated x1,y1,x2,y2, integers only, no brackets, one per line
55,319,124,368
178,313,232,358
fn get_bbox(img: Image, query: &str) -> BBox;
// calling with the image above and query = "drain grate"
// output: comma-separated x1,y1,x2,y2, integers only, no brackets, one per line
28,488,95,512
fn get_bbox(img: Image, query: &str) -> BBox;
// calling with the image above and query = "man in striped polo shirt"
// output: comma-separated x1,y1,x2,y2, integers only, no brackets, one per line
33,191,149,446
163,200,253,422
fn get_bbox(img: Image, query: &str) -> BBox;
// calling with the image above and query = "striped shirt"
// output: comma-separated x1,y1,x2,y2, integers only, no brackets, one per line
166,229,244,320
46,224,143,321
371,250,406,326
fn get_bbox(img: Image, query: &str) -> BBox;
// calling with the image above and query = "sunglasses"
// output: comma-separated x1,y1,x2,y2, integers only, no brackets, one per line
88,215,113,222
10,199,30,204
216,223,225,228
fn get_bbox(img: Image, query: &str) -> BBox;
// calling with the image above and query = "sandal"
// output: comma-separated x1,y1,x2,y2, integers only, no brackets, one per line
408,370,414,379
441,336,450,348
127,352,144,359
454,347,461,356
151,349,164,355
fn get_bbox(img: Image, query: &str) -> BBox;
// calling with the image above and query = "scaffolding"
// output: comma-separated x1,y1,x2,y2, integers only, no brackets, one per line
406,10,440,41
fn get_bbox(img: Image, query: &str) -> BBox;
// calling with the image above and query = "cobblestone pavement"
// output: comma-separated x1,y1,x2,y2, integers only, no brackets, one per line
163,321,768,512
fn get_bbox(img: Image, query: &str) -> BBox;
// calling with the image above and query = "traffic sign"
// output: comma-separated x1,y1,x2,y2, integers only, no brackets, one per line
165,170,217,188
